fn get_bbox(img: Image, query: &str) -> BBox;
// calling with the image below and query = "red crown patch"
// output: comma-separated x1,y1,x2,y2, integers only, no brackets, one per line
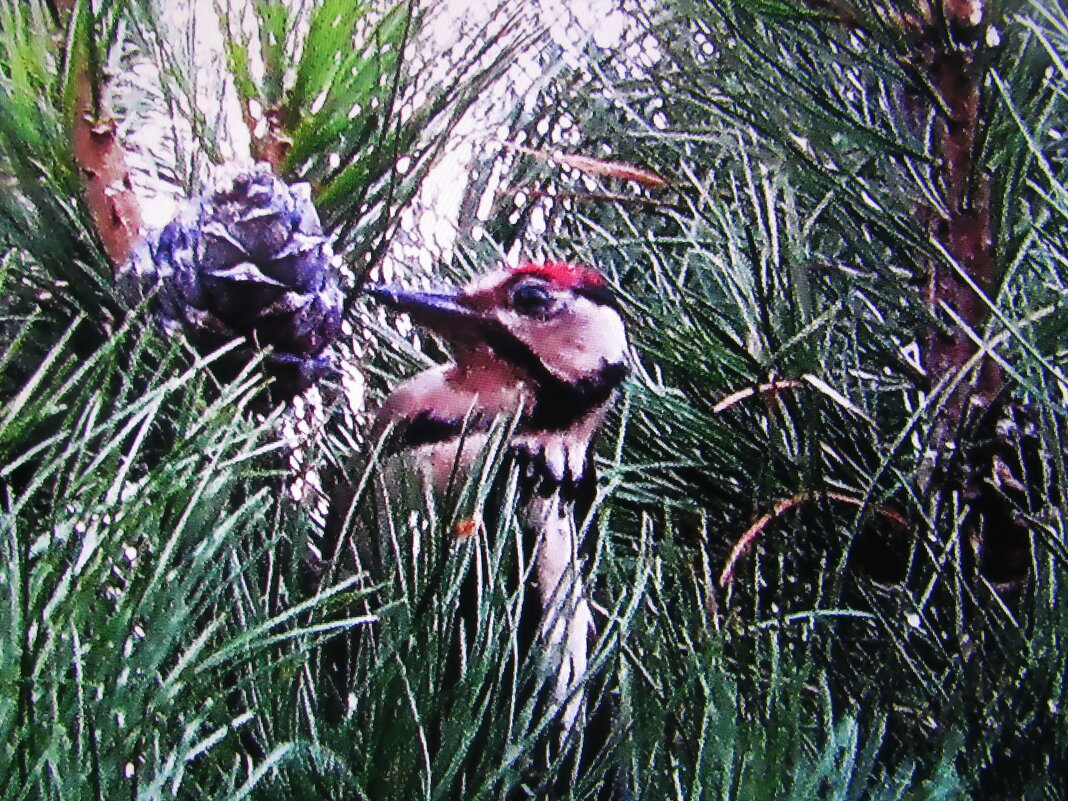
512,261,607,289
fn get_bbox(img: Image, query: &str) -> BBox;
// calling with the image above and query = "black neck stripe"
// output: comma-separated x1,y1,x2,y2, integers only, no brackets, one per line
476,319,628,431
527,361,628,431
398,411,466,449
478,321,562,393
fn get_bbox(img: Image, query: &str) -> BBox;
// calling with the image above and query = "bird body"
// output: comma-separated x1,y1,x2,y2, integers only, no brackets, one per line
366,261,628,731
371,263,627,493
376,348,529,489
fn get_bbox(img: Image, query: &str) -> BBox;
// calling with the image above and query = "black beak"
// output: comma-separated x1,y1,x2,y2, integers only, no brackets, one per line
364,283,480,338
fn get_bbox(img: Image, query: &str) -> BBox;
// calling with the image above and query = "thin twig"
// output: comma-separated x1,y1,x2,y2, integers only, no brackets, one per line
501,140,669,188
506,186,680,210
719,491,911,587
712,379,804,414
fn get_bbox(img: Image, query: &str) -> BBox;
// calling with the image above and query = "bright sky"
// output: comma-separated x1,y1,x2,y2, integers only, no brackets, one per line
122,0,635,261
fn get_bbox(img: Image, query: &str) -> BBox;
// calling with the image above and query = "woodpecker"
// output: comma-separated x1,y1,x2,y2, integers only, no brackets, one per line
365,261,628,731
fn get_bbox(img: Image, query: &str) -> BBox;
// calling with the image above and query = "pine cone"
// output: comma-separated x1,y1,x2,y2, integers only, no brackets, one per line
119,164,343,399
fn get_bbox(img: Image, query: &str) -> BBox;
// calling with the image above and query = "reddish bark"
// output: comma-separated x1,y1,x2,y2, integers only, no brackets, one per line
56,0,142,268
800,1,1031,588
909,3,1005,430
944,0,982,23
242,104,291,171
71,72,143,267
915,3,1032,589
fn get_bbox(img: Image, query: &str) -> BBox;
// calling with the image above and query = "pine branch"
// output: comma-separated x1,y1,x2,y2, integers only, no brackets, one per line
912,1,1002,424
71,72,143,266
59,0,143,267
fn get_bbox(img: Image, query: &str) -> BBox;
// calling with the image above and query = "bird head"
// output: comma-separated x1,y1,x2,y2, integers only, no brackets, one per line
366,261,628,401
366,262,629,490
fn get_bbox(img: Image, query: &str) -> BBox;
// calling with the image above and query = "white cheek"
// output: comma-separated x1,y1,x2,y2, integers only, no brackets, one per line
584,305,628,364
507,300,627,382
558,302,627,369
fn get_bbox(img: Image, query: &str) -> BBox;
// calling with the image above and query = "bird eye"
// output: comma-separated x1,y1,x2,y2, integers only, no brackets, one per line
511,283,553,317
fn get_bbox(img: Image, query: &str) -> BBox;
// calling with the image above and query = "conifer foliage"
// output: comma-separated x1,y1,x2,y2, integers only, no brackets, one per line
461,0,1068,795
1,0,1067,799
